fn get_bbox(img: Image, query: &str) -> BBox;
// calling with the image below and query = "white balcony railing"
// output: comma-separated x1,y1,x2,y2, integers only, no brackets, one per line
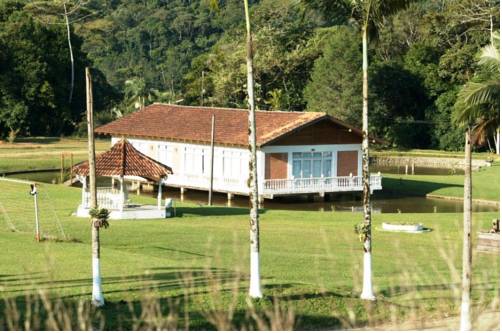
164,173,382,197
263,174,382,196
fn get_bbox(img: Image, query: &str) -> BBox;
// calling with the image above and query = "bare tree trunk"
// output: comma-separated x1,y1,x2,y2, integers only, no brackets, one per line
495,128,500,155
243,0,262,299
360,26,375,301
487,135,493,153
64,3,74,104
86,67,104,307
460,129,472,331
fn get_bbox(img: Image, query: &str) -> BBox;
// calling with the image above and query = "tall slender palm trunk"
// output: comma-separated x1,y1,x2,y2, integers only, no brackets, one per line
360,26,375,301
86,67,104,306
460,129,472,330
243,0,262,299
64,3,74,104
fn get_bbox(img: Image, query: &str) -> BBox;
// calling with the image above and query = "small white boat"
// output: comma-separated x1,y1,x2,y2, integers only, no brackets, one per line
382,222,424,232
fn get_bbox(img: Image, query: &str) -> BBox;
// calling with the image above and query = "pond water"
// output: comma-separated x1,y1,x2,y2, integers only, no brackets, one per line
154,188,497,214
6,171,497,214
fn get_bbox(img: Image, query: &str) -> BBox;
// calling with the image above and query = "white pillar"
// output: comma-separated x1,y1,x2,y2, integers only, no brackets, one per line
82,176,87,208
92,256,104,306
460,297,471,331
361,240,376,300
249,249,263,298
119,176,124,211
157,182,163,210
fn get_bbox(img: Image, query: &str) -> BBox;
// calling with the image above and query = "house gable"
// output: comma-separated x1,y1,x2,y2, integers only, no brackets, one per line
264,118,362,146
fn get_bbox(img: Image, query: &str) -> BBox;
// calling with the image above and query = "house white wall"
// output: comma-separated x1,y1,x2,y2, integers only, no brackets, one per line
111,137,363,195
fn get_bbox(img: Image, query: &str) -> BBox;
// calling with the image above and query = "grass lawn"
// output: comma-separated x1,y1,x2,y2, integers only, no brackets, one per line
0,180,499,330
381,163,500,202
0,137,108,174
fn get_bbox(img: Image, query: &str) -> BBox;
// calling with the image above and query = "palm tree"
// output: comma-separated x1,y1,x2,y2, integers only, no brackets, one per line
124,78,148,111
349,0,415,301
86,67,105,307
243,0,262,299
453,32,499,331
454,33,500,154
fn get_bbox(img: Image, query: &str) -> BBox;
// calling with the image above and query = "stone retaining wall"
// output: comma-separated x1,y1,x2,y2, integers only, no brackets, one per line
370,156,492,170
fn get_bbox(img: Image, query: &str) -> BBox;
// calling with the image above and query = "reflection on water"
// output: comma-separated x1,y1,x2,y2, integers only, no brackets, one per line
156,188,496,214
6,171,497,214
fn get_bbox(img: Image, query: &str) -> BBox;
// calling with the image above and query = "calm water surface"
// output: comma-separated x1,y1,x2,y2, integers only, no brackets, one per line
7,171,497,214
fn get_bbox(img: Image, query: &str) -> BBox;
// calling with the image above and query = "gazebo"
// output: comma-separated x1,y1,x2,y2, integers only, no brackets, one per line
72,139,173,219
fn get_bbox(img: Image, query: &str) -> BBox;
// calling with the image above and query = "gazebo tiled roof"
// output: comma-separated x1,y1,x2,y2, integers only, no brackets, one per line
72,139,172,182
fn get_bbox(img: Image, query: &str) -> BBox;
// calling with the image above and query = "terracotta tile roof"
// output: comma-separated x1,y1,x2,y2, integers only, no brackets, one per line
95,104,332,147
72,139,172,182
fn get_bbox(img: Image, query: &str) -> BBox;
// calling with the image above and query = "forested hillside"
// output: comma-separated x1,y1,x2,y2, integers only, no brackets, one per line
0,0,498,150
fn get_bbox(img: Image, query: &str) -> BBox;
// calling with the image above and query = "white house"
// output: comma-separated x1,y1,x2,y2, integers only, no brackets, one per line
95,103,382,199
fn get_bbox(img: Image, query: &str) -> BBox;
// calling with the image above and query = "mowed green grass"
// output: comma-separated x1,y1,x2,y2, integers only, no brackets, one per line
0,180,499,329
382,163,500,202
0,137,108,173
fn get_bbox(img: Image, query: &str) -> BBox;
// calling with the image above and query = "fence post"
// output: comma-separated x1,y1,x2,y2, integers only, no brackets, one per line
70,153,74,183
30,184,40,241
60,153,65,183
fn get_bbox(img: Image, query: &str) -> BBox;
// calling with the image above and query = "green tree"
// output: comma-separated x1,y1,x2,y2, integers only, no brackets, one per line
369,61,429,148
0,1,116,139
185,0,322,110
0,97,28,142
304,26,362,125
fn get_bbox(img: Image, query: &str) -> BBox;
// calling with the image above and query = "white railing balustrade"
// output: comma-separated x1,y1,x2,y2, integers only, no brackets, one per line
263,174,382,195
165,173,382,196
167,173,248,194
82,187,125,210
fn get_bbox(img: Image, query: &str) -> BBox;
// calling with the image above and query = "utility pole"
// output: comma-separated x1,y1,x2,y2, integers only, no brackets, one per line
86,67,104,307
30,184,40,242
208,114,215,206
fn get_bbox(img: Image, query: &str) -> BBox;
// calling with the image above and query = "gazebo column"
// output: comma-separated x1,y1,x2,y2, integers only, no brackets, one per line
81,176,87,208
119,176,125,211
157,181,163,210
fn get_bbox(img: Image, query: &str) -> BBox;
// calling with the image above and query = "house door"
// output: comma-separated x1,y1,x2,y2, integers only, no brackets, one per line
337,151,358,176
265,153,288,179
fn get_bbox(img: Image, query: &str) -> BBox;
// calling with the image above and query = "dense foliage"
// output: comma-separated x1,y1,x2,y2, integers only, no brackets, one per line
0,0,498,150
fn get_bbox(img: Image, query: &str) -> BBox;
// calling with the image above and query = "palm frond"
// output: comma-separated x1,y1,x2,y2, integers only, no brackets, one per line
479,45,500,74
472,117,499,146
453,80,499,126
